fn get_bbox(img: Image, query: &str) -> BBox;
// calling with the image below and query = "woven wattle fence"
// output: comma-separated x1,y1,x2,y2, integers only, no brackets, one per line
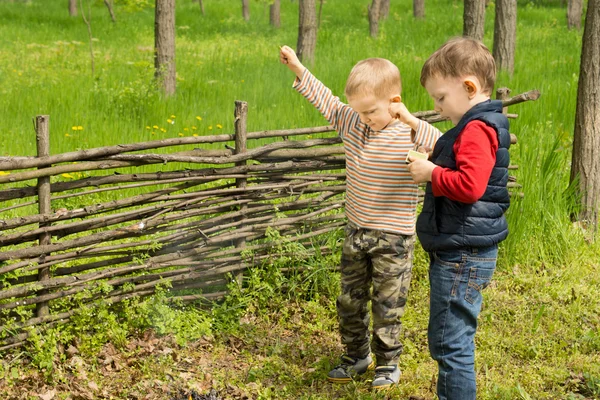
0,89,539,350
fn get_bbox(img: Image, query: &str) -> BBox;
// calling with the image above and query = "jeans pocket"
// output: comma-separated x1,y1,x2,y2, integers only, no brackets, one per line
432,250,462,267
465,265,495,305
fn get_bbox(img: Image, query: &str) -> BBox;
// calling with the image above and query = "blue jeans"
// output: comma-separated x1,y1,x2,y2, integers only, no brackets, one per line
428,245,498,400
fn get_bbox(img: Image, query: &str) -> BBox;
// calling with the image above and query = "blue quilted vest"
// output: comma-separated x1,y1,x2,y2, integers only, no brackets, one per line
416,100,511,252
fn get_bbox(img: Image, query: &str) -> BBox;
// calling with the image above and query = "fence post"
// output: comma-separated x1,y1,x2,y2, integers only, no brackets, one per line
234,100,248,287
35,115,52,317
496,87,511,115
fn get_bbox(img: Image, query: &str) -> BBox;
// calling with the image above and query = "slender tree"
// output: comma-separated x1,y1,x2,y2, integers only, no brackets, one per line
270,0,281,28
242,0,250,21
493,0,517,75
199,0,205,15
414,0,424,18
570,0,600,230
155,0,176,96
297,0,317,63
380,0,390,19
368,0,382,38
567,0,583,29
69,0,77,16
104,0,116,22
464,0,486,41
80,0,95,76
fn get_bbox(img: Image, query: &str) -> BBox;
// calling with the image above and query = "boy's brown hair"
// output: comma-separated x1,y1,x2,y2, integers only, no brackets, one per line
420,37,496,95
345,58,401,99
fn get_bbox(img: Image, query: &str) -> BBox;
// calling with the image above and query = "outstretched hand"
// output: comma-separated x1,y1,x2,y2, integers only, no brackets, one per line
279,45,306,78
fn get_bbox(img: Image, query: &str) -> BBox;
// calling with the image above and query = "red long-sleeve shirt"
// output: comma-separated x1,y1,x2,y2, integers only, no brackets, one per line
431,120,499,204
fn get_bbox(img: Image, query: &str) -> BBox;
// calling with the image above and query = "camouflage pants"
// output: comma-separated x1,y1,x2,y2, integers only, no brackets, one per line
337,223,415,366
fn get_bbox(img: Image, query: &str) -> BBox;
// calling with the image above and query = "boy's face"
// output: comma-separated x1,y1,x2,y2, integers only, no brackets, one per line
348,94,394,132
424,75,483,125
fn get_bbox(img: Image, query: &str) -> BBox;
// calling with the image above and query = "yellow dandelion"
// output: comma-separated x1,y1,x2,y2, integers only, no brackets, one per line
153,125,159,129
192,126,197,130
192,133,198,137
216,124,223,129
61,173,74,179
178,133,184,137
208,125,213,130
167,119,173,124
196,116,202,121
146,126,151,130
151,132,156,135
184,127,189,131
0,171,10,176
160,128,166,132
170,114,176,119
65,133,71,137
71,126,78,131
77,126,83,131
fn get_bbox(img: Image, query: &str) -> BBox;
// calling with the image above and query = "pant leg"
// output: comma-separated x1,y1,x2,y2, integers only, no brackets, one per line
370,231,415,365
337,225,372,359
428,245,498,400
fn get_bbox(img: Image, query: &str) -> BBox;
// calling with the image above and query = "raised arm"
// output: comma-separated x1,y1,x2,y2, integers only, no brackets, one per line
389,99,442,150
279,45,358,136
279,45,306,79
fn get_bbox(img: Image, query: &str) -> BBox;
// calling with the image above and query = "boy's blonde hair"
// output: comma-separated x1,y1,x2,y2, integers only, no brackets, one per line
344,58,401,99
420,37,496,95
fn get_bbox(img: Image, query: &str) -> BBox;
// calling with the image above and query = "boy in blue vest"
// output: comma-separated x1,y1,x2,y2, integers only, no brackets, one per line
391,37,511,400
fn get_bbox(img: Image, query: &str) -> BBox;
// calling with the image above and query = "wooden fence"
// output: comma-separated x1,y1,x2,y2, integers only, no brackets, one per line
0,90,539,350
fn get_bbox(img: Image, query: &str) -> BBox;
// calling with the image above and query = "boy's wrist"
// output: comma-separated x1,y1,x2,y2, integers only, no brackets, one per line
408,116,420,131
293,65,306,79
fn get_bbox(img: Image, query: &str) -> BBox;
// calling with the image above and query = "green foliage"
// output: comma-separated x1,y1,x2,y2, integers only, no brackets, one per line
114,0,153,12
125,284,212,346
212,227,341,334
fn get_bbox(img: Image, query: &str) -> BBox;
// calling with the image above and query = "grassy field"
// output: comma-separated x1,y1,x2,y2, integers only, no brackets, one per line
1,0,599,399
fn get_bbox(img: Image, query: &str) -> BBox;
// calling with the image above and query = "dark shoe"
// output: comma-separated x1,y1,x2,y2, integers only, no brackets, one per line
372,365,401,388
327,354,374,383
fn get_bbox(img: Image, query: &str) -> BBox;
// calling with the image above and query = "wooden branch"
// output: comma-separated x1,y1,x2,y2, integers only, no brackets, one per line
102,137,341,165
0,127,336,172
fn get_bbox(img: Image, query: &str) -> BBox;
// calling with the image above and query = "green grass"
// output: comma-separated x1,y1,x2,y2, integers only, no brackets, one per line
1,0,599,399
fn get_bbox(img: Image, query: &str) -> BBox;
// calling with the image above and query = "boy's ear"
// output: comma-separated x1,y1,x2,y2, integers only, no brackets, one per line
390,95,402,103
463,79,478,99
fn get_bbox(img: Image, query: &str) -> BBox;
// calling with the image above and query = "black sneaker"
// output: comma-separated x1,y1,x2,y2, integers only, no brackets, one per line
327,354,375,383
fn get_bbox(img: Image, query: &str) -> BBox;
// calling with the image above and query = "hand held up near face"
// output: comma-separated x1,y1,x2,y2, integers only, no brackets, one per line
388,96,420,130
279,45,306,78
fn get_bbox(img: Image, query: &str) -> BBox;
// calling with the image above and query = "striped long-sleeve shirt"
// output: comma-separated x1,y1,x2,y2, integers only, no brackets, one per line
294,69,442,235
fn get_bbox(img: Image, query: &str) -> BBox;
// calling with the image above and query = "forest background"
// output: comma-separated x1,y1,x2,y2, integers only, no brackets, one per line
0,0,599,399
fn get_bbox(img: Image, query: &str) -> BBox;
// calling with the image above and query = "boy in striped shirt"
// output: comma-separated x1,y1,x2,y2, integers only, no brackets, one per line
279,45,441,388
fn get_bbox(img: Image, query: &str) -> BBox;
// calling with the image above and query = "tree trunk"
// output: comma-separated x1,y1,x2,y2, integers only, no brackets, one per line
104,0,116,22
570,0,600,230
297,0,317,64
567,0,583,29
414,0,424,18
380,0,390,19
199,0,205,15
368,0,382,38
155,0,177,96
242,0,250,21
464,0,485,41
493,0,517,75
69,0,77,16
270,0,281,28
